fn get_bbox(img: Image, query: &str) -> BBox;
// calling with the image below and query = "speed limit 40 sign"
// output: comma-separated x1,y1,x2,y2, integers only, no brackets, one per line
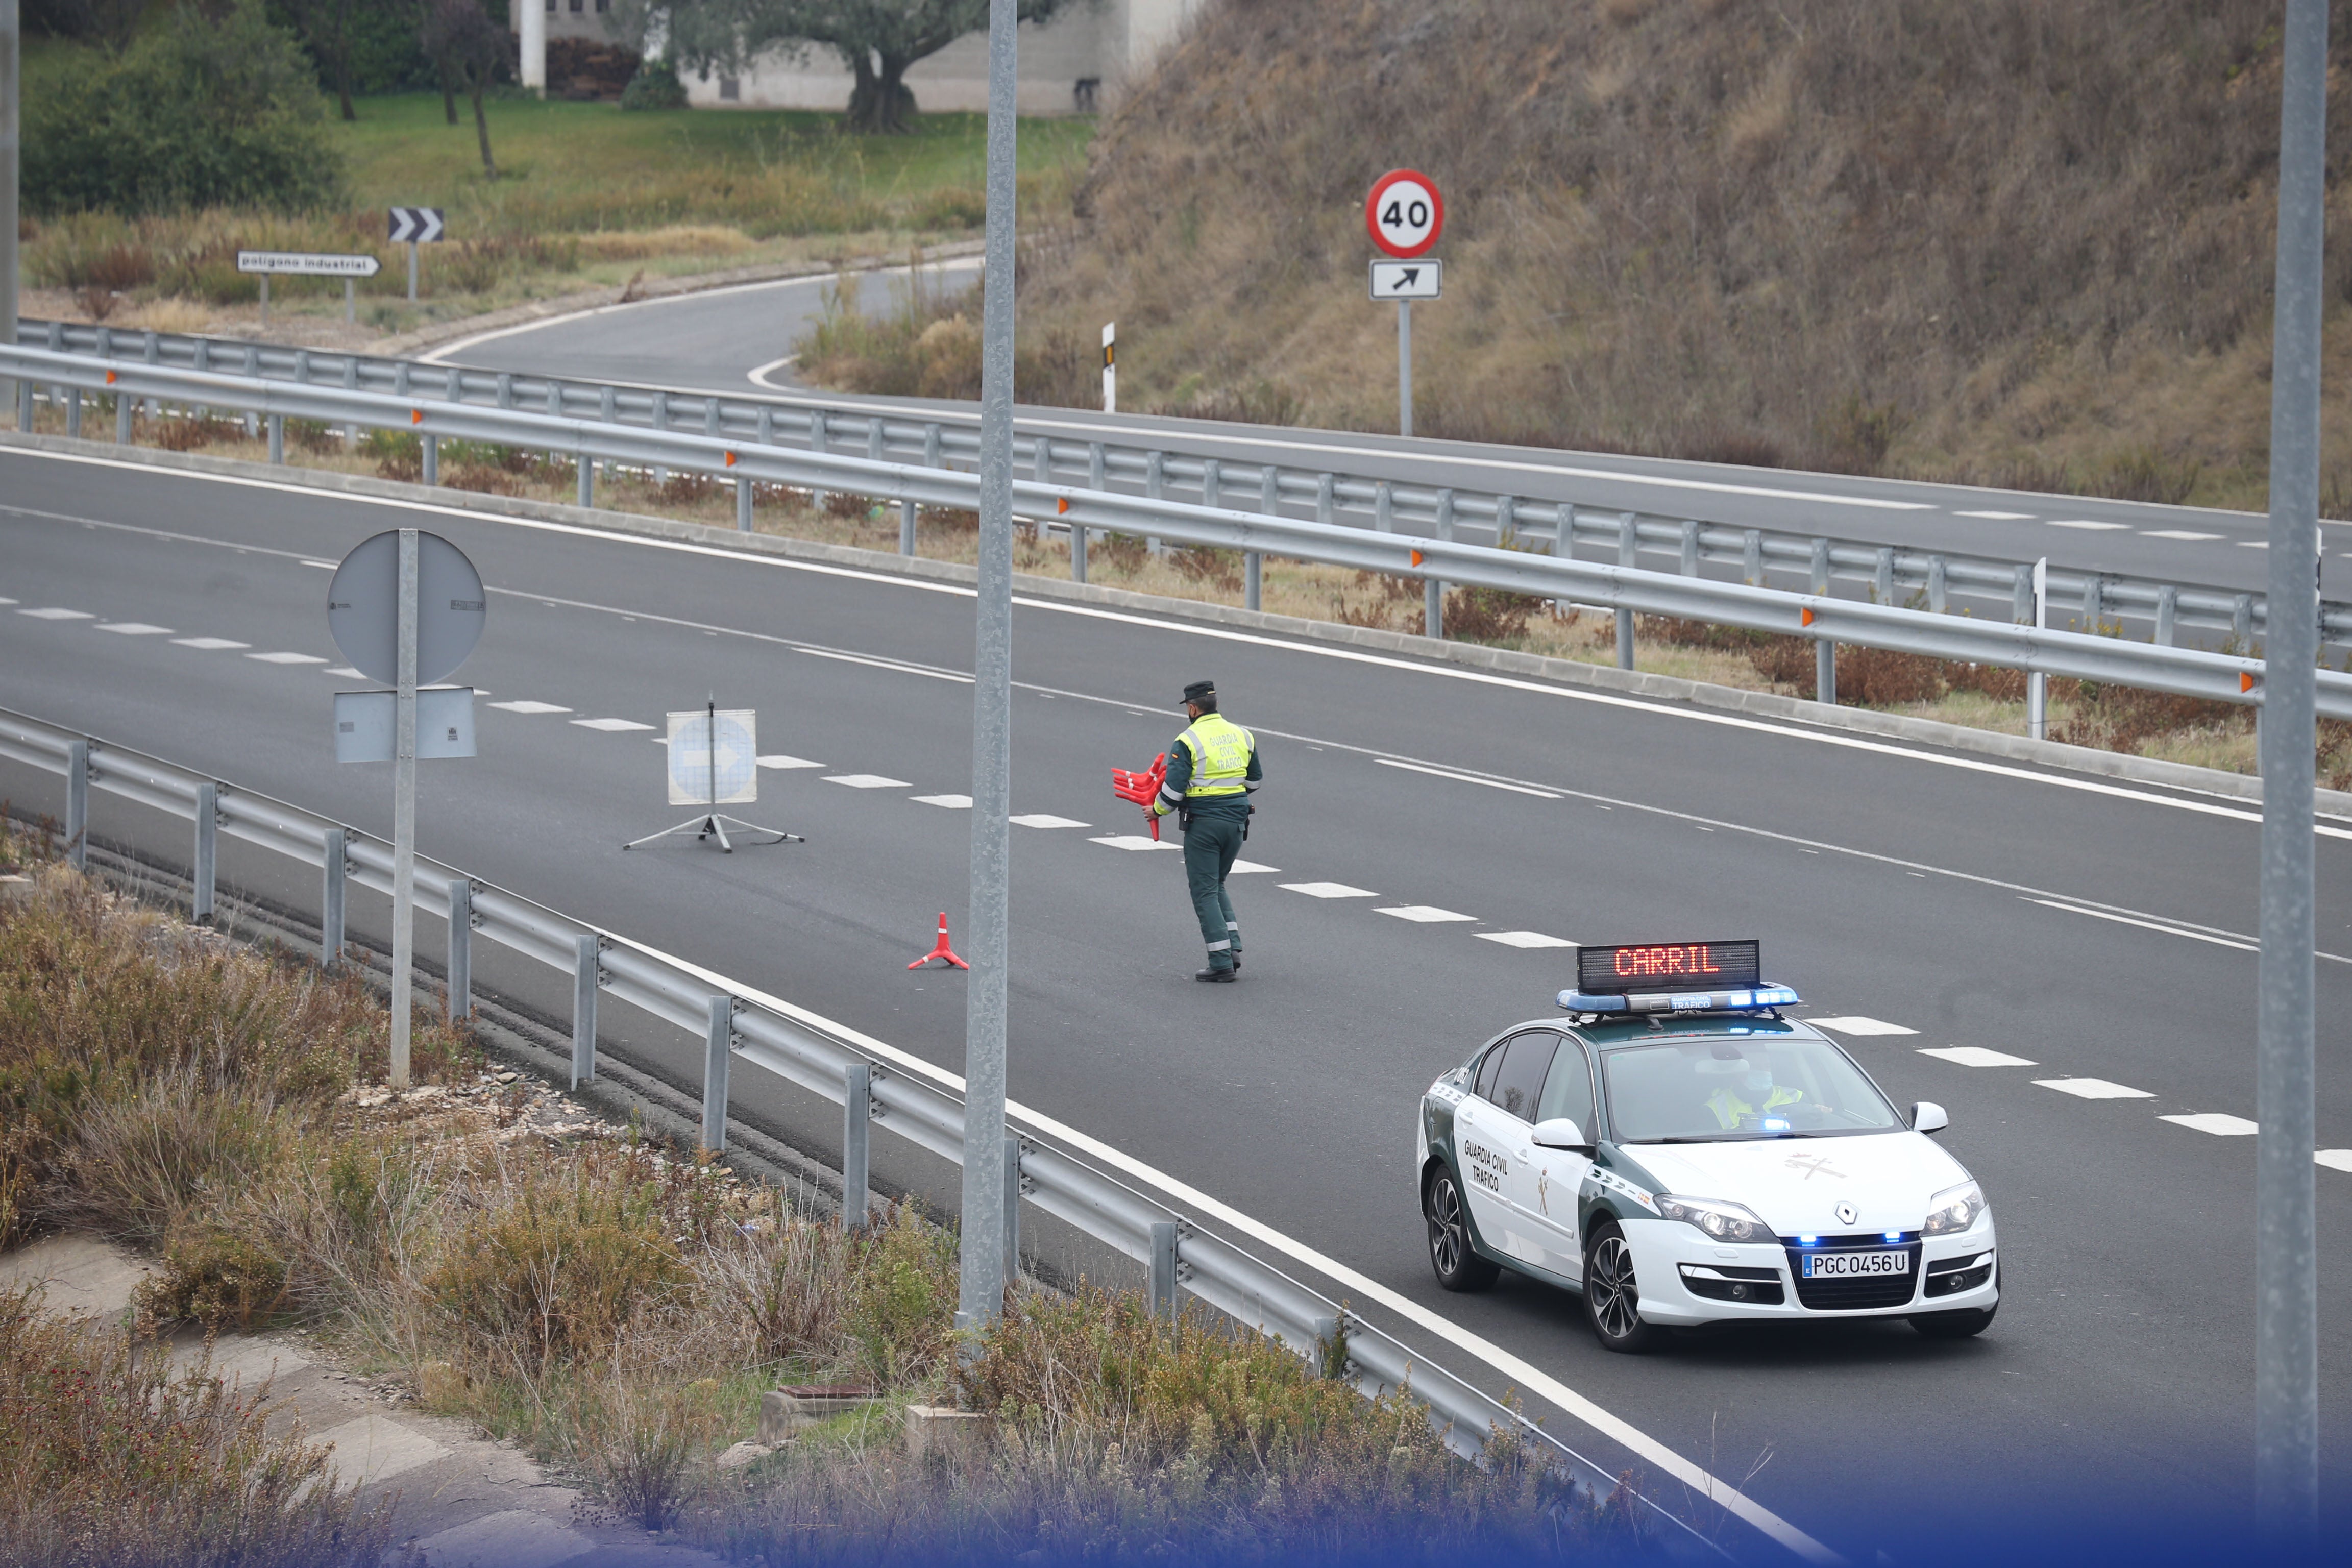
1365,169,1444,258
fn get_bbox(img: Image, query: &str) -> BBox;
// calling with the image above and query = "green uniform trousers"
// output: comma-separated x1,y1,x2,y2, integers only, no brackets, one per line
1182,812,1246,971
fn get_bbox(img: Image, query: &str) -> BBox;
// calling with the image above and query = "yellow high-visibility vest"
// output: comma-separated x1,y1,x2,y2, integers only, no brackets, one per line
1178,714,1253,798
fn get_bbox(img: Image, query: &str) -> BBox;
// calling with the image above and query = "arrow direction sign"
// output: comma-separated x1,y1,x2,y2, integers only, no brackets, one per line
387,207,446,244
1370,259,1442,300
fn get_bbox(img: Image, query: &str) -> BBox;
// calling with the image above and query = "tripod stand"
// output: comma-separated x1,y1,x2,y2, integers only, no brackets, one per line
622,701,803,854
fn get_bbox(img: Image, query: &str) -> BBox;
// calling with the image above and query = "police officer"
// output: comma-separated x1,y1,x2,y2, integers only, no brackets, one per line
1149,680,1263,982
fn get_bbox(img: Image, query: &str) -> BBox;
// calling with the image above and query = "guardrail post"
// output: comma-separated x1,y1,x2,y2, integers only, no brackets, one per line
15,379,30,433
650,391,669,487
1616,513,1639,670
2235,594,2256,650
320,827,346,970
63,740,88,870
1810,537,1835,703
192,782,217,923
808,409,828,510
1087,439,1106,490
2012,564,2033,624
1149,1220,1179,1318
1428,488,1454,639
390,355,404,396
1375,479,1392,533
577,448,594,508
1928,555,1948,614
446,877,472,1022
115,383,132,444
1246,466,1275,611
756,404,774,448
900,499,919,558
150,332,165,429
1003,1136,1022,1277
421,434,437,486
1316,472,1335,526
496,372,513,410
65,384,81,438
1493,493,1516,547
702,995,733,1153
842,1062,871,1231
1034,434,1052,485
1202,456,1220,510
572,935,599,1088
2156,584,2178,646
1679,520,1700,577
1145,450,1165,554
866,415,882,464
922,420,941,469
1552,502,1573,556
1875,547,1895,606
737,473,753,531
266,413,283,465
1742,529,1763,586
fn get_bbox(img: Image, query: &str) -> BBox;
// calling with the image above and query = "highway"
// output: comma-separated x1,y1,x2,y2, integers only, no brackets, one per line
4,443,2349,1559
425,262,2352,604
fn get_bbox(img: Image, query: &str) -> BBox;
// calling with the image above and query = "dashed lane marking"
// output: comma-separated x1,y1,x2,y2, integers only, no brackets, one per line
1089,834,1180,852
1376,757,1562,797
572,717,655,732
1955,510,2033,519
1281,881,1379,898
490,700,572,715
2035,1077,2155,1100
1477,930,1576,949
823,774,911,789
1918,1046,2037,1067
325,666,367,679
247,651,327,665
1010,814,1090,829
1377,905,1478,923
2028,898,2258,951
1807,1016,1918,1036
2160,1113,2259,1136
1228,859,1281,873
2238,540,2270,548
2047,519,2131,531
913,794,973,808
18,607,93,620
170,636,249,650
757,755,824,769
2143,530,2222,541
95,622,172,635
2318,1150,2352,1173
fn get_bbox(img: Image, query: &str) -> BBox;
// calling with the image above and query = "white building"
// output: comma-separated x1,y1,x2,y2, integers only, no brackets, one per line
517,2,1200,116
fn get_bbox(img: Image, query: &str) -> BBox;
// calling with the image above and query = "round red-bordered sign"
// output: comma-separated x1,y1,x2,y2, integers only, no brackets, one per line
1365,169,1444,258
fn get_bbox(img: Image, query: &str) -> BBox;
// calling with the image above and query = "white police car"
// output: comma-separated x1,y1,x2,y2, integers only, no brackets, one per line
1415,940,1998,1352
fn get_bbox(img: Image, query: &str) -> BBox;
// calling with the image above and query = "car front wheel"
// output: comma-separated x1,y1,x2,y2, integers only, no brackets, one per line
1424,1168,1500,1292
1583,1221,1660,1353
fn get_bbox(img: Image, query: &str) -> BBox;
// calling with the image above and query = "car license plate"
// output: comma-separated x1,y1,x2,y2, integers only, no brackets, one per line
1802,1249,1910,1279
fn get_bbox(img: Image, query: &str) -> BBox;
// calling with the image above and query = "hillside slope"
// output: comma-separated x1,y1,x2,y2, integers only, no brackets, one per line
1015,0,2352,511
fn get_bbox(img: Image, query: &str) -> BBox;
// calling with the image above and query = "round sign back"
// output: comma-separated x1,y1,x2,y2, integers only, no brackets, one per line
327,529,485,686
1366,169,1444,258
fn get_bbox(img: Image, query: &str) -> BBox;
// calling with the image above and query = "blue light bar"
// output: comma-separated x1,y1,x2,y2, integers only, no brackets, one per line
1556,983,1801,1015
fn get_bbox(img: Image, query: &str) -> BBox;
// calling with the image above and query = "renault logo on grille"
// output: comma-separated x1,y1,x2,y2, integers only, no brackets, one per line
1834,1202,1858,1227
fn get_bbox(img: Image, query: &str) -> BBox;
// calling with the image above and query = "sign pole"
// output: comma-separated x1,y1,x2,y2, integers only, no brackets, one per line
3,0,18,426
1397,299,1412,439
258,274,268,326
2026,557,2048,740
2256,0,2325,1543
390,528,419,1090
958,0,1018,1340
345,276,355,325
408,241,418,303
1102,322,1115,413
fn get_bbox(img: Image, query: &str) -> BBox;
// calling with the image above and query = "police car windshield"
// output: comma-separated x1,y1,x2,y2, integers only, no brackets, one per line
1602,1037,1900,1142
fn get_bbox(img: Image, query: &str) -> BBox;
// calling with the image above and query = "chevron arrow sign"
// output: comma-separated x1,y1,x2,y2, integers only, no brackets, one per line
387,207,446,244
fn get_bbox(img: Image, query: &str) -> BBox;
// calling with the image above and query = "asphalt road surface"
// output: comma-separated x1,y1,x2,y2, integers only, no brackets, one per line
427,261,2352,605
5,444,2348,1559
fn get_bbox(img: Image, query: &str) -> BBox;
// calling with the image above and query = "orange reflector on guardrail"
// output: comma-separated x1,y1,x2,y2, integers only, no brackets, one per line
1801,606,1816,627
2243,672,2258,693
725,451,738,467
1410,549,1425,567
410,409,423,425
104,371,117,385
1058,496,1070,514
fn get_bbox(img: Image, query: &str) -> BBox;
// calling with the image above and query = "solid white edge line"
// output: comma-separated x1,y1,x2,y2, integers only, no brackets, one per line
13,443,2346,848
591,924,1841,1564
2027,899,2260,951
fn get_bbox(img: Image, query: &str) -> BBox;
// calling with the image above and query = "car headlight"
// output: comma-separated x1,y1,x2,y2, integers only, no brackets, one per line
1923,1180,1986,1237
1655,1194,1775,1244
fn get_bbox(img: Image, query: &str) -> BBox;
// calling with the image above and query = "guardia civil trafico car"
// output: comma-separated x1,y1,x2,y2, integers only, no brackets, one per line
1416,941,1998,1351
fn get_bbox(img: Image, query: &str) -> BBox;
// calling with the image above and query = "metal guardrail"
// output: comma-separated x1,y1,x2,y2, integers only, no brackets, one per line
8,335,2347,722
0,704,1728,1553
14,317,2343,654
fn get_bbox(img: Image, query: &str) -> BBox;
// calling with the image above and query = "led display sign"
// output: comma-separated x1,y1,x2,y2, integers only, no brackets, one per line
1576,940,1761,995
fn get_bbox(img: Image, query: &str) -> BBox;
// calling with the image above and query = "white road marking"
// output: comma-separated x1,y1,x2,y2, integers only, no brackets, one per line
1377,905,1478,923
2046,519,2131,531
19,607,93,620
95,622,172,635
824,773,911,789
170,636,249,650
1918,1046,2037,1068
1009,813,1090,828
2238,540,2269,548
300,559,336,569
2143,530,2222,541
1228,858,1281,873
913,794,973,808
1376,757,1561,797
572,717,655,732
1089,833,1180,851
325,666,368,679
2029,898,2258,950
0,597,14,605
2160,1112,2259,1136
1956,510,2034,520
2317,1150,2352,1173
757,754,824,769
491,700,572,714
799,646,972,682
1807,1016,1918,1036
1477,930,1577,949
2035,1077,2155,1100
247,651,328,665
745,354,801,388
1281,881,1379,898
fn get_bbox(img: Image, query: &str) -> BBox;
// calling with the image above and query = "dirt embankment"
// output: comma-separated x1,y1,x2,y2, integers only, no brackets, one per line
1012,0,2352,511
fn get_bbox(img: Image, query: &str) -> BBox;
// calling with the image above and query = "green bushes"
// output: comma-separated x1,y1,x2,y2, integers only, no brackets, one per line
24,1,346,216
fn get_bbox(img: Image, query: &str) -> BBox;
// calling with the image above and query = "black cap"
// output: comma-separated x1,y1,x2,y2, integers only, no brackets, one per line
1182,680,1216,705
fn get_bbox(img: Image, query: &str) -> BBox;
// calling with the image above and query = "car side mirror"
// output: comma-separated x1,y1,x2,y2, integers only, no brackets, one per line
1532,1117,1592,1152
1910,1101,1949,1134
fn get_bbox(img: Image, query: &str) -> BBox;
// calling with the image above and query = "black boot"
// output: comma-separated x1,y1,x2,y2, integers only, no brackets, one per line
1194,966,1238,983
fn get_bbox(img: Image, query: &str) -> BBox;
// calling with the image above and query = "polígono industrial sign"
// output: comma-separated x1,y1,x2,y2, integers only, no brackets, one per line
236,251,383,277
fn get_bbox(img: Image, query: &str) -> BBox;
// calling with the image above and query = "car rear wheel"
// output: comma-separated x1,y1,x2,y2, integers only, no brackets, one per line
1583,1222,1660,1353
1424,1168,1500,1292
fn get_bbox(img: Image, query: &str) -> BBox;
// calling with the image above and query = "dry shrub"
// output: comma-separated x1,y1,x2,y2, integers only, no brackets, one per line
2054,682,2248,753
658,471,720,505
1442,584,1542,644
1836,645,1949,706
445,464,524,497
1170,545,1243,593
0,1290,393,1568
566,1367,730,1531
1147,380,1303,427
150,412,244,453
1949,662,2029,703
823,489,878,520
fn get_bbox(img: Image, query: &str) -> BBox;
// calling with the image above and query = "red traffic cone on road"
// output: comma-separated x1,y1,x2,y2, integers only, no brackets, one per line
908,912,970,971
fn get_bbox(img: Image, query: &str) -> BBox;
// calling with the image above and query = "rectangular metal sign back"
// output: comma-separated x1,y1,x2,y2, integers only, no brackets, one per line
335,688,477,763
